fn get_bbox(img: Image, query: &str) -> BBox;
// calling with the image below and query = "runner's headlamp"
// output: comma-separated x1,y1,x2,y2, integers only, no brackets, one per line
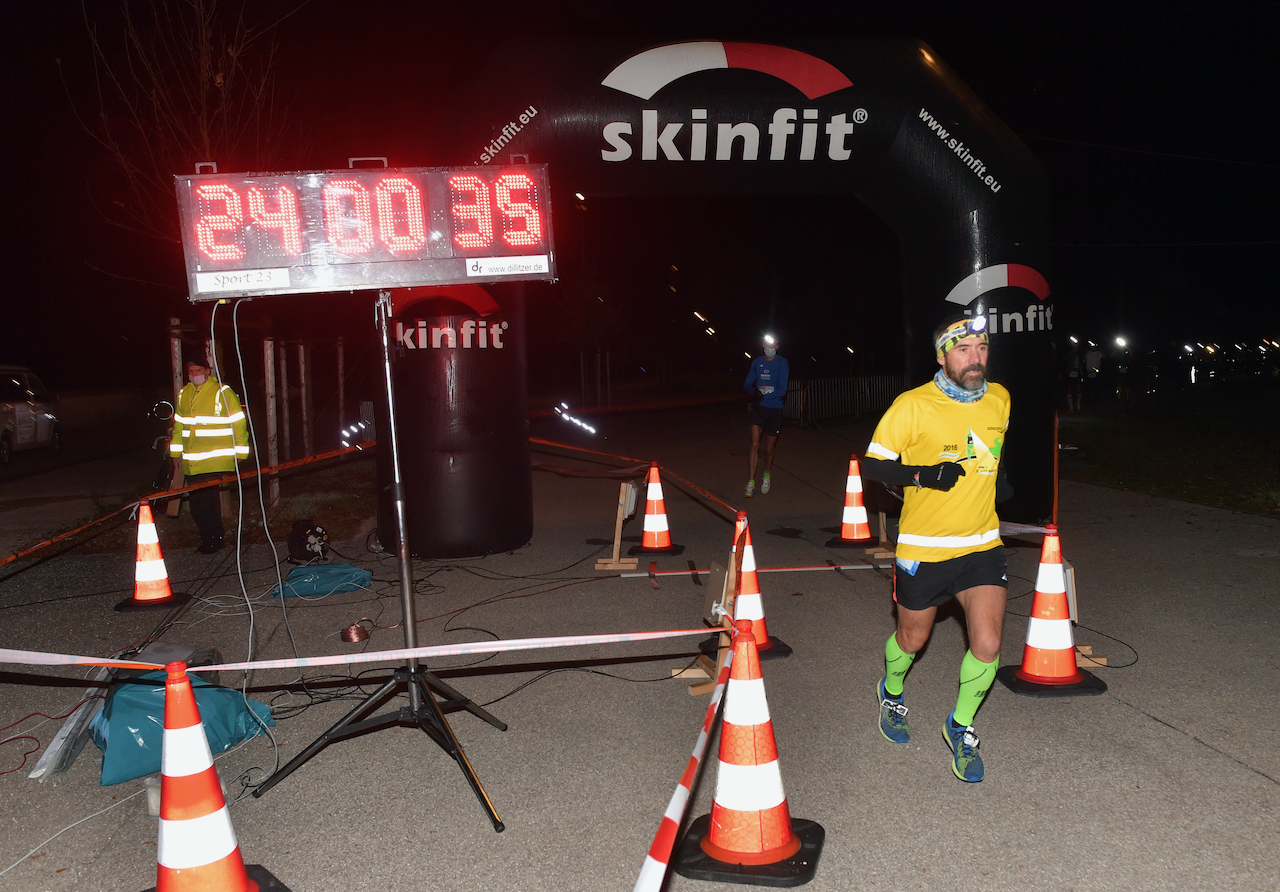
935,315,988,358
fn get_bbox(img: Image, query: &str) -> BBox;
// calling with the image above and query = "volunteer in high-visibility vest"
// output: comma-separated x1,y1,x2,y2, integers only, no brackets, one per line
170,356,249,553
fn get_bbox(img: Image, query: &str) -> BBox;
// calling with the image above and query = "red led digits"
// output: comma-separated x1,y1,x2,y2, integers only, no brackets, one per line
449,174,494,250
323,179,375,253
247,185,303,256
194,183,246,262
375,176,427,253
495,173,542,248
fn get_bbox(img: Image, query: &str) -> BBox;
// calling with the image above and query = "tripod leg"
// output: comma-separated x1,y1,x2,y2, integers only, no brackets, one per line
419,669,508,731
252,674,402,798
413,674,504,832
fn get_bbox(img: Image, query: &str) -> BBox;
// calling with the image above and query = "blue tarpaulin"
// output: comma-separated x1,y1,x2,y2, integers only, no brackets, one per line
89,672,274,785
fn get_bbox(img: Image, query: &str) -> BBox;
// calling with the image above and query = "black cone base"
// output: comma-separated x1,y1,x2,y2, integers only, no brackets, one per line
115,592,192,612
673,814,824,887
699,635,792,661
628,542,685,556
996,665,1107,696
823,536,874,548
144,863,291,892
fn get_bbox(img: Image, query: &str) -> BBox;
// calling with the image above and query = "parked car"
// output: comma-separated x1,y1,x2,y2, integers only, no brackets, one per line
0,365,60,465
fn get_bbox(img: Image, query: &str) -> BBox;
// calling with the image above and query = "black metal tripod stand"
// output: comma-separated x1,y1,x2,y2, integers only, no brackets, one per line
252,291,505,832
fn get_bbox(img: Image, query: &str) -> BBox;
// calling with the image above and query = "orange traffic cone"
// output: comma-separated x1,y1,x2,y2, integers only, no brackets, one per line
673,621,823,884
997,525,1106,696
825,455,872,547
629,462,684,555
734,516,791,659
116,500,191,612
145,662,289,892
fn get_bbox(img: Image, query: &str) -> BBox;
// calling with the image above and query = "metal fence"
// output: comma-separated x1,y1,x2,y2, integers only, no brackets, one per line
782,373,908,424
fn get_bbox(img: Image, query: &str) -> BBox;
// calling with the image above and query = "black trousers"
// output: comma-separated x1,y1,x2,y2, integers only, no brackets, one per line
186,472,224,546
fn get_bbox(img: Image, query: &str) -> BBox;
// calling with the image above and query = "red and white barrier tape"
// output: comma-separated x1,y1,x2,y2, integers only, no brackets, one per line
0,628,711,675
633,642,734,892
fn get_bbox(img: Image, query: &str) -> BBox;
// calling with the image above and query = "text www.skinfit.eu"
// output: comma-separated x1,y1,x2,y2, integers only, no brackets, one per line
918,108,1001,193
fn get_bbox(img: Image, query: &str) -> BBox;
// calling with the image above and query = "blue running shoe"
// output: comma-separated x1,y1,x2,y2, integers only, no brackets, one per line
942,711,984,782
877,678,910,744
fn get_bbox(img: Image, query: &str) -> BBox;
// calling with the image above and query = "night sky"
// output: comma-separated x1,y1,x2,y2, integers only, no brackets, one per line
6,2,1278,394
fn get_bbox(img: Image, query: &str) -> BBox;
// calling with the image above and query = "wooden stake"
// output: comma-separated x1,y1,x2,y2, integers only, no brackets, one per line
595,481,639,570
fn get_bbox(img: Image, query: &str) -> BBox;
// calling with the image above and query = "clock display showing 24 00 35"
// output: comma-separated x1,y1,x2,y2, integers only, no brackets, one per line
174,164,556,301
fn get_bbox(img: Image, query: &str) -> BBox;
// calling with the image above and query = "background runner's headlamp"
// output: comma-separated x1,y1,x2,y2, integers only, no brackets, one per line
935,315,988,358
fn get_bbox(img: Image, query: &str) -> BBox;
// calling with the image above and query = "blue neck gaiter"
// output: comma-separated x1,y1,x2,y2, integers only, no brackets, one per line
933,368,988,403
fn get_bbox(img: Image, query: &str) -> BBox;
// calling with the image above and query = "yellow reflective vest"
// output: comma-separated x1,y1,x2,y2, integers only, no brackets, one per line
170,377,249,475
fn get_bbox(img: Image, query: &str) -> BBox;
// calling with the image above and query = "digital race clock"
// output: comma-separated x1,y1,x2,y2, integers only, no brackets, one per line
174,164,555,301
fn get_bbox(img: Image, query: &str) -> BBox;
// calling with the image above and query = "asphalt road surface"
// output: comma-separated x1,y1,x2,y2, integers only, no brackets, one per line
1,402,1278,891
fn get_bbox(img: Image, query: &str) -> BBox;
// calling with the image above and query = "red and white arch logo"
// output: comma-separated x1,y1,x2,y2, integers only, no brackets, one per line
602,41,853,100
599,41,861,163
948,264,1055,336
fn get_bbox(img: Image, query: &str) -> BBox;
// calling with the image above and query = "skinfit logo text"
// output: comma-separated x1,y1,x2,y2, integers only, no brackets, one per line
395,319,509,350
601,107,864,162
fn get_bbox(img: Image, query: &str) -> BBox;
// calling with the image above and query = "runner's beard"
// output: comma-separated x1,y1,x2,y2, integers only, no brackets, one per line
945,359,987,391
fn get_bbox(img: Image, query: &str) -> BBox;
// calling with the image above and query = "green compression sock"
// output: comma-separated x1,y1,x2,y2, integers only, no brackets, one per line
953,650,999,726
884,633,916,698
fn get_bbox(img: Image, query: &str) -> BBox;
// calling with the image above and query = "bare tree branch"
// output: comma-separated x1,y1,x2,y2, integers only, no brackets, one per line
62,0,305,246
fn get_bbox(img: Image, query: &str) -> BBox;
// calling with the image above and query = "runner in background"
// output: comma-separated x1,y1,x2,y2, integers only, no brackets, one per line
743,334,789,498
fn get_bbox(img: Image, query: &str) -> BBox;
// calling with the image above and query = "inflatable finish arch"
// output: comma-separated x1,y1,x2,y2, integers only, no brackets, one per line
436,35,1056,523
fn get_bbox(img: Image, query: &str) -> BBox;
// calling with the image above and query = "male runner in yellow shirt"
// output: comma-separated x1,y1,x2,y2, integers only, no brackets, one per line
862,314,1012,782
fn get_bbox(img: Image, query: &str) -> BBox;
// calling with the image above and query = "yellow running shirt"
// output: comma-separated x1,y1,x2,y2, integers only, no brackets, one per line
866,380,1010,562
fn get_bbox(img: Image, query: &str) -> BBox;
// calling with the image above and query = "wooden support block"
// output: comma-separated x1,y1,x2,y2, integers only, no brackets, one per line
596,481,638,572
673,665,711,680
688,631,731,696
1076,645,1093,655
687,677,718,697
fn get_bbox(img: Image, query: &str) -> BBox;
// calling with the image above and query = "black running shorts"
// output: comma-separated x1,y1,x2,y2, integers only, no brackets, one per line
892,546,1007,611
749,405,784,436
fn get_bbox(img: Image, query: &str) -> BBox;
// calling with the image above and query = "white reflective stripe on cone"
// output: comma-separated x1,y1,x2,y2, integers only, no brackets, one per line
644,513,669,533
846,475,863,493
136,560,169,583
138,525,159,545
723,677,770,726
647,482,663,499
157,807,239,869
1025,616,1074,650
1034,565,1067,594
714,760,785,811
842,505,868,523
741,547,757,573
734,593,764,621
162,724,214,777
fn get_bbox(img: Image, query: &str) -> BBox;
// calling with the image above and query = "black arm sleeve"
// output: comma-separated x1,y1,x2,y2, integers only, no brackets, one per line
996,467,1014,503
861,455,919,487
